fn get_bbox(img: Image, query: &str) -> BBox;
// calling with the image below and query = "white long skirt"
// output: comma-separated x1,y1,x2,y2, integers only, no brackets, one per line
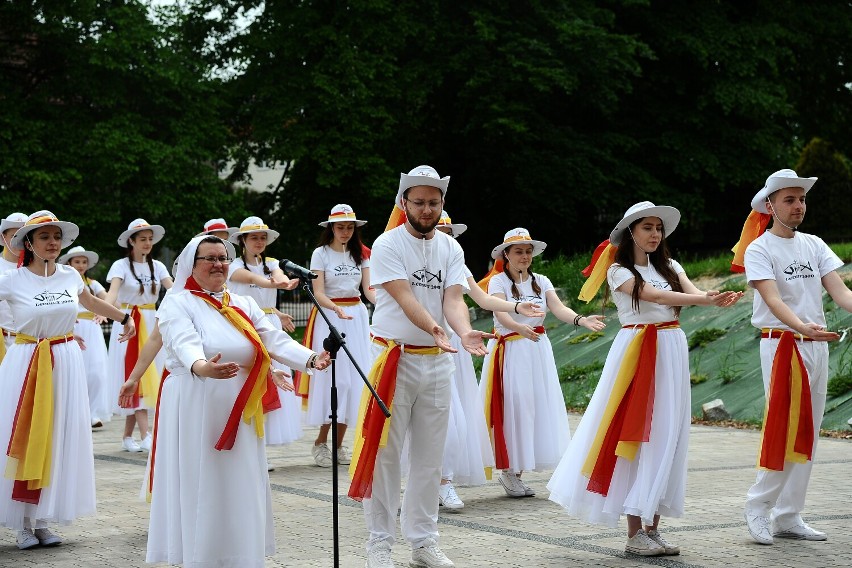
146,370,274,567
261,313,303,445
547,327,691,527
108,307,164,415
303,302,370,427
479,334,571,473
75,318,111,423
0,341,96,529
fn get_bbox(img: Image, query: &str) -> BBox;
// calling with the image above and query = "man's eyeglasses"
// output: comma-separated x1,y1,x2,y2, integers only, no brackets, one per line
195,256,233,264
405,199,443,211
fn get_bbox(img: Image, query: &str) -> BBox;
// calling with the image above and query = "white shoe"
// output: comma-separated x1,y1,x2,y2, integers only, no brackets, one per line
625,530,665,556
409,538,454,567
745,510,773,545
267,461,275,472
122,437,143,452
366,541,394,568
337,445,351,465
438,483,464,510
34,527,62,546
312,443,333,467
515,475,535,496
140,433,153,452
773,521,827,541
91,418,103,428
646,529,679,555
498,471,526,498
16,528,39,550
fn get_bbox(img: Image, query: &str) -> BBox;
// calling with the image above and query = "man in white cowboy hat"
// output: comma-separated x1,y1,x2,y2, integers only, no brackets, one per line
741,168,852,545
0,213,28,349
354,165,491,568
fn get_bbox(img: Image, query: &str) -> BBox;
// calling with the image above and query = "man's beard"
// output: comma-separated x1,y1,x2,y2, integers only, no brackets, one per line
406,212,440,235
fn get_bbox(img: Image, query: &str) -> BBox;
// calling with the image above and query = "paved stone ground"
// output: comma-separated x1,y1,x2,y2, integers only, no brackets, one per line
1,416,850,567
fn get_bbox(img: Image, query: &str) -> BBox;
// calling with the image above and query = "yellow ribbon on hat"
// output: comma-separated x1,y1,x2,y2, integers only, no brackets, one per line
240,224,269,231
25,215,58,226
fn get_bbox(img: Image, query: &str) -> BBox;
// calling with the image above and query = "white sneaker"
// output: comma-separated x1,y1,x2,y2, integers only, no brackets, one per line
366,541,394,568
337,445,351,465
745,510,773,545
438,483,464,510
34,527,62,546
312,443,333,467
140,433,153,452
16,528,39,550
122,437,143,452
410,538,454,567
498,471,526,498
625,530,665,556
646,529,679,555
515,475,535,496
773,521,827,541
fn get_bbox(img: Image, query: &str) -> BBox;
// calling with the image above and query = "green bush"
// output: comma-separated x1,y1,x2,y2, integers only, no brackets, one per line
566,331,604,344
719,278,747,293
829,242,852,263
680,253,733,278
690,373,708,386
688,327,726,350
827,373,852,398
559,361,605,410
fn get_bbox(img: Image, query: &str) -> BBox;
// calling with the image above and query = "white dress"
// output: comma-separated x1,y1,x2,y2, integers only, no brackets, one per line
478,272,570,473
303,246,371,427
547,260,691,527
106,258,170,415
75,278,111,424
228,257,302,445
0,265,95,529
0,256,18,349
146,289,314,567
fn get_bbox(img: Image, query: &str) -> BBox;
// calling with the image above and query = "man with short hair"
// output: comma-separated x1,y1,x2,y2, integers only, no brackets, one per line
740,169,852,544
350,165,490,568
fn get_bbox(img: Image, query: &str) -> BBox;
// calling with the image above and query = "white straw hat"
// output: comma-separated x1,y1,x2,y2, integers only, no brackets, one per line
750,169,817,214
0,212,27,234
318,204,367,227
436,210,467,238
491,228,547,259
394,165,450,210
118,218,166,248
11,210,80,249
58,245,99,267
228,216,280,245
609,201,680,246
195,218,237,238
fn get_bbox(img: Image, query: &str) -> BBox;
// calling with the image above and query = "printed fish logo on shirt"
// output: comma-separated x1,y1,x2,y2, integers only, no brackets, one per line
333,263,361,276
783,260,814,276
34,290,72,303
649,279,672,290
412,269,442,283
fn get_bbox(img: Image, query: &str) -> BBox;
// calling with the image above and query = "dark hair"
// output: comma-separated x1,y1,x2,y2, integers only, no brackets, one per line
613,218,683,317
317,223,364,266
22,228,63,267
501,245,542,300
194,236,227,267
126,234,158,295
238,234,271,275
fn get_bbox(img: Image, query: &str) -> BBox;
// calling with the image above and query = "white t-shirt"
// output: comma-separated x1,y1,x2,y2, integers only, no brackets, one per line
0,264,84,338
489,272,552,335
370,226,466,345
608,260,684,325
462,265,473,292
227,257,279,309
106,258,170,306
310,246,369,298
0,256,18,332
745,231,842,329
79,277,105,314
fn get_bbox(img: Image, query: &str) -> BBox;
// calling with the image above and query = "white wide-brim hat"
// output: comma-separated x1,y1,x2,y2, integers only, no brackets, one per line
395,165,450,210
318,204,367,227
118,218,166,248
436,210,467,238
229,216,280,245
609,201,681,246
491,228,547,259
11,210,80,249
58,245,99,267
195,218,237,238
750,169,817,214
0,212,27,234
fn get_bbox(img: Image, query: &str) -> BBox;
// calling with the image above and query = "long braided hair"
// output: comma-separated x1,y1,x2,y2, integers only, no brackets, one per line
501,245,542,300
317,223,364,266
238,234,272,275
126,234,158,296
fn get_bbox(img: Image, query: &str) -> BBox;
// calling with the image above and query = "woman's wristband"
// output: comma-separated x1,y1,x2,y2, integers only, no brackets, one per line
573,314,583,326
514,301,520,314
307,353,318,369
121,313,130,326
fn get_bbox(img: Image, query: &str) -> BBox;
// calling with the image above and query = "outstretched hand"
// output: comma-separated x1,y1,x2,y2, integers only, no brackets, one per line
313,351,332,371
117,319,136,343
706,290,744,307
431,325,455,353
579,314,606,331
271,369,295,392
517,302,545,318
459,329,495,356
118,378,139,408
193,353,240,379
801,322,841,342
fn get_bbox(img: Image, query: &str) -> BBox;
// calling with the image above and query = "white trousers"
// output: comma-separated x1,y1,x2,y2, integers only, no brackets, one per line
746,338,828,528
363,346,453,551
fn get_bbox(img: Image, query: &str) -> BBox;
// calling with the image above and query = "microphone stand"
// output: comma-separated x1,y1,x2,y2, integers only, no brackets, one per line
296,276,389,568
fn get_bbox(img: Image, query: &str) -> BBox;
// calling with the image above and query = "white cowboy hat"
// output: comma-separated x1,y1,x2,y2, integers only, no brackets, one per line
318,204,367,227
609,201,681,246
394,165,450,210
491,228,547,259
0,212,27,234
750,169,818,214
436,210,467,238
228,216,280,245
117,218,166,248
58,245,99,267
195,218,237,238
11,210,80,249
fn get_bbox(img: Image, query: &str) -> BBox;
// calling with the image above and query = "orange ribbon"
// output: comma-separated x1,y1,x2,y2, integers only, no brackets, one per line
146,368,170,502
123,305,160,409
383,207,406,232
731,210,771,273
578,239,617,303
477,259,505,293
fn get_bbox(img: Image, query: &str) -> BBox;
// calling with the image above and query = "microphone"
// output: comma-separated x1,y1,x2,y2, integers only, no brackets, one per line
281,259,317,280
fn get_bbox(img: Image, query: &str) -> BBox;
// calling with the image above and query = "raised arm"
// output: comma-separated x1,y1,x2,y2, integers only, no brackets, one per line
545,289,605,331
465,276,544,317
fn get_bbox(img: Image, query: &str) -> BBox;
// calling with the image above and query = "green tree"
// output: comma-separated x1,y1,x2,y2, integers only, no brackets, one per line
796,137,852,241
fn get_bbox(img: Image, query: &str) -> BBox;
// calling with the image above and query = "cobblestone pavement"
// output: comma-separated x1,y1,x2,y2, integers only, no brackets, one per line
1,416,850,567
